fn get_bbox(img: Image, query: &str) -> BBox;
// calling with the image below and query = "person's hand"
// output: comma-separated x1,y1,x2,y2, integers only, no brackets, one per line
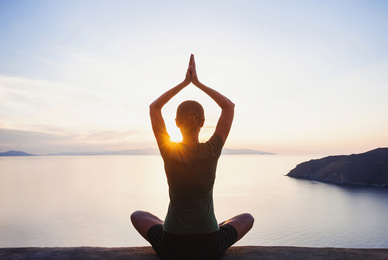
184,66,191,85
183,54,194,84
189,54,200,85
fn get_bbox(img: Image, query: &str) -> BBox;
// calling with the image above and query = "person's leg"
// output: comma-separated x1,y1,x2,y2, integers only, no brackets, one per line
220,213,254,242
130,210,163,241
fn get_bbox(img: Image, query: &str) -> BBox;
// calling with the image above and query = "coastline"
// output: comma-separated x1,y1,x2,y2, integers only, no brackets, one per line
1,246,387,259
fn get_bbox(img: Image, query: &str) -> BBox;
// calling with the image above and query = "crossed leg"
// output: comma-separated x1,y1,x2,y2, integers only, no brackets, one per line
131,211,254,243
219,213,254,242
130,210,163,241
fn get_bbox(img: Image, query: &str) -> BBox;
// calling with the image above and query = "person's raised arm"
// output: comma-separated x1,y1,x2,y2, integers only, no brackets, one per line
189,55,235,143
150,61,191,147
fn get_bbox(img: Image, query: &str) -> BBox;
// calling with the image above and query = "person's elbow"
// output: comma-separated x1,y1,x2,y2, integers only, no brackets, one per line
226,99,235,110
221,100,234,116
149,101,161,111
149,103,156,115
149,103,162,118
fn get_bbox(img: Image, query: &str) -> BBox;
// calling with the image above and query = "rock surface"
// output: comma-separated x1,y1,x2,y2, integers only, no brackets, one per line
0,246,388,260
287,148,388,188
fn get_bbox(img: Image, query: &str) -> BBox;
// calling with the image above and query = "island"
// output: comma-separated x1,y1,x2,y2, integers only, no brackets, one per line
0,150,36,156
287,148,388,188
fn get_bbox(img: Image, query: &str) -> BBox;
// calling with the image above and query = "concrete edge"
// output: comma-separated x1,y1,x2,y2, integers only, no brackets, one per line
0,246,387,260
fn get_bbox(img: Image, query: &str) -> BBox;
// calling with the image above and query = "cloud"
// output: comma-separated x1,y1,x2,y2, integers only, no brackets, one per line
0,128,155,155
0,74,151,132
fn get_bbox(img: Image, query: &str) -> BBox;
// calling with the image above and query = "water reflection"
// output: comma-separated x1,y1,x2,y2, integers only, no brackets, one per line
0,155,387,248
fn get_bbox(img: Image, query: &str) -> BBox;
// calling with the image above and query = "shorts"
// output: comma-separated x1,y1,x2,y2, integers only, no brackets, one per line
147,224,238,260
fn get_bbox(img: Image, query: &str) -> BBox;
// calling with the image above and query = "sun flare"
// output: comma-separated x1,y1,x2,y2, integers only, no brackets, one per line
169,129,182,143
166,123,182,143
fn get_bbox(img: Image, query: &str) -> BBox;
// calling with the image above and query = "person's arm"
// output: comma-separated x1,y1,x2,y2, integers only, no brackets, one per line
150,64,191,147
189,55,235,143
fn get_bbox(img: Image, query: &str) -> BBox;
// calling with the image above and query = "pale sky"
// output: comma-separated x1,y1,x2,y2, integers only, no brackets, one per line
0,0,387,155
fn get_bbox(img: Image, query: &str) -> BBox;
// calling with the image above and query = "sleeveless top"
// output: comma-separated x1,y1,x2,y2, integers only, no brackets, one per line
159,134,224,234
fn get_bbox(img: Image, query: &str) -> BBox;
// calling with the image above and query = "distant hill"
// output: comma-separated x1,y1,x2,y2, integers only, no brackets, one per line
222,148,275,155
0,148,274,156
0,150,36,156
287,148,388,188
49,148,274,156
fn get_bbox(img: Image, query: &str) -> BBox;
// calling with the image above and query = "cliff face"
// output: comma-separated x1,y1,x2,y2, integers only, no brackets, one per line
287,148,388,188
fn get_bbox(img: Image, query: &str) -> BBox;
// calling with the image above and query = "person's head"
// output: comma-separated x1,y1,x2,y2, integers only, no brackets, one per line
175,100,205,136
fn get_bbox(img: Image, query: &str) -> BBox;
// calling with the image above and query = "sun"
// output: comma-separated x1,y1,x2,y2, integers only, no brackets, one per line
166,123,182,143
169,128,182,143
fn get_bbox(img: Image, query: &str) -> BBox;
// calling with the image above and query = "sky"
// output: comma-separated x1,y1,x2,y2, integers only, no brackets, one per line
0,0,387,155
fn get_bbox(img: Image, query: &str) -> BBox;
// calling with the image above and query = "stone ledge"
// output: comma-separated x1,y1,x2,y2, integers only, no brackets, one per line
0,246,387,259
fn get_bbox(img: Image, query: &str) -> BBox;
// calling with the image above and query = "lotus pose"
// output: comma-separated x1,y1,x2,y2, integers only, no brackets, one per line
131,55,254,260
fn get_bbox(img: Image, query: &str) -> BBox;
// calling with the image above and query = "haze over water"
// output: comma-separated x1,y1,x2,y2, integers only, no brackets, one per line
1,155,387,248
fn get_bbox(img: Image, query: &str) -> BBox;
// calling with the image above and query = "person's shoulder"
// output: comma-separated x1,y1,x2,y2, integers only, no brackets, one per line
201,134,224,157
159,140,180,158
206,133,224,145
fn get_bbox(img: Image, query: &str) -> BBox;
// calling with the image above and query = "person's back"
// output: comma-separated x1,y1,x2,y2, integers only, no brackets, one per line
131,55,254,260
161,134,223,235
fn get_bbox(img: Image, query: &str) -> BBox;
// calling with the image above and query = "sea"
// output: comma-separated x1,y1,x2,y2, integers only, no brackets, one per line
0,154,387,248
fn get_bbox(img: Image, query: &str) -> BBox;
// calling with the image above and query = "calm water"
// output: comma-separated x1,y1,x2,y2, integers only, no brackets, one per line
0,155,387,248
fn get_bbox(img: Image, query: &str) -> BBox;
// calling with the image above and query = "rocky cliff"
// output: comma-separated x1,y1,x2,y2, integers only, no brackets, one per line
287,148,388,188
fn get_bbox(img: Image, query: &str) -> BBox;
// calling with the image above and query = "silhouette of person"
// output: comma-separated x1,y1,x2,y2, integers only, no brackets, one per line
131,55,254,260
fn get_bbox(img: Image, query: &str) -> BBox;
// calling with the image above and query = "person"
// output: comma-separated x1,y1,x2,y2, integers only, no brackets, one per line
131,54,254,260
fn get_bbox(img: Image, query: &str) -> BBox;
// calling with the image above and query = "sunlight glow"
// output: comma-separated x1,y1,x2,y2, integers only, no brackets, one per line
166,122,183,143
